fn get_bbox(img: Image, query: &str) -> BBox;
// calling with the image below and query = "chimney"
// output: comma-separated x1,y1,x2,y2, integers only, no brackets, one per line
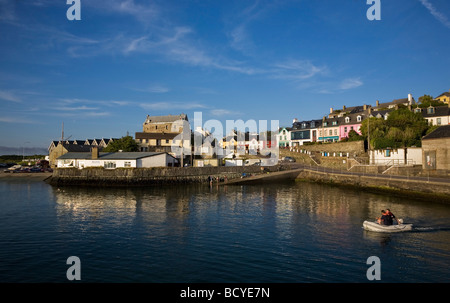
92,146,99,160
363,104,367,111
330,107,333,114
343,105,346,111
408,93,413,104
376,100,379,107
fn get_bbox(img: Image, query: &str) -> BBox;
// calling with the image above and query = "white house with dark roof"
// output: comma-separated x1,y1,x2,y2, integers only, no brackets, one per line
56,148,178,169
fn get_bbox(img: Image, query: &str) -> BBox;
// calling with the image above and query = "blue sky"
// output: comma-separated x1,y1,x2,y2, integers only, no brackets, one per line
1,0,449,154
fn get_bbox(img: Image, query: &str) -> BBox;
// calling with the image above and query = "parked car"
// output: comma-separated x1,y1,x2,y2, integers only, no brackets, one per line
4,164,22,173
29,166,43,173
282,157,296,163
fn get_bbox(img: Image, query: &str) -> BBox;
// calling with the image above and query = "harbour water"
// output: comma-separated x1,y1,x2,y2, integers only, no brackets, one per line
0,177,449,283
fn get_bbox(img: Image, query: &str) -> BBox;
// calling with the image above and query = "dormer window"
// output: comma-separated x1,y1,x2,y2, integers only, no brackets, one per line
414,108,421,113
357,115,362,122
427,107,435,114
302,123,306,128
311,121,315,128
323,122,328,126
345,117,350,123
332,121,337,126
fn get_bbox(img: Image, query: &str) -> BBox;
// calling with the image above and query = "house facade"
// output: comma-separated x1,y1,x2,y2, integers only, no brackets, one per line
435,90,450,104
135,114,188,153
416,104,450,126
290,119,321,146
277,127,291,147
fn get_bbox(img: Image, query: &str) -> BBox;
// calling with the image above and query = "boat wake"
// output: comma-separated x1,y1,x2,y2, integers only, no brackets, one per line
412,226,450,233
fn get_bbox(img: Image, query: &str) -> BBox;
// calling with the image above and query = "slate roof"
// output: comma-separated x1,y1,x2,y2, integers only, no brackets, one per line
144,114,188,123
135,132,179,140
422,125,450,140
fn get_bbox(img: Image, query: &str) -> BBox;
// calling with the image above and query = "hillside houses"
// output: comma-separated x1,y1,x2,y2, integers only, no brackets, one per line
278,91,450,148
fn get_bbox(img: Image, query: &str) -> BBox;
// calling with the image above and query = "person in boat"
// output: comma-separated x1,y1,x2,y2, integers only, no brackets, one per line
386,208,400,225
376,210,392,226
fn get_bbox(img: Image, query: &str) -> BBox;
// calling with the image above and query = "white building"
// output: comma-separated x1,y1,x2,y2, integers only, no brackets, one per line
369,147,422,166
57,148,178,169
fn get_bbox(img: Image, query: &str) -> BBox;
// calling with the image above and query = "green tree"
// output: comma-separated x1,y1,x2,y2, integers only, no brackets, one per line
360,108,429,149
418,94,445,108
347,129,364,141
102,136,139,152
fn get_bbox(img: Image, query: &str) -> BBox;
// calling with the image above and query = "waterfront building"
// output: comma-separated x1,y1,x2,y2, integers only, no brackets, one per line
48,138,118,168
49,143,99,168
56,147,178,169
318,116,340,142
290,119,321,146
422,124,450,170
369,147,423,166
135,114,188,153
277,127,292,147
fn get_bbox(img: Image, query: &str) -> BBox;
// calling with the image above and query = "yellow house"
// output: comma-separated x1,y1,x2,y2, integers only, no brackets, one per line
435,90,450,104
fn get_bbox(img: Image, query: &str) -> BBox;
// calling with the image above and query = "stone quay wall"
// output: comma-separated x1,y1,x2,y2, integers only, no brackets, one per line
49,166,275,187
297,169,450,203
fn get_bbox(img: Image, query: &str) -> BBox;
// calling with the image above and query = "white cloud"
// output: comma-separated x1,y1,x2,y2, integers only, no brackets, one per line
271,60,327,80
0,90,21,102
339,78,363,90
210,109,240,116
133,84,170,94
140,102,207,111
0,116,36,124
419,0,450,29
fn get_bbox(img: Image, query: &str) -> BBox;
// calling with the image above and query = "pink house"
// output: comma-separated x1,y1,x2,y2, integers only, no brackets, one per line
339,114,364,140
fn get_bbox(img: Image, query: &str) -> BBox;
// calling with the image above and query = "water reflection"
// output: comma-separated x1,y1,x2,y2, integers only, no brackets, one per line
47,181,450,282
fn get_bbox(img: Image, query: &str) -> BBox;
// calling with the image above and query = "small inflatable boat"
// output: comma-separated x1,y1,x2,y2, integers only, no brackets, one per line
363,219,413,233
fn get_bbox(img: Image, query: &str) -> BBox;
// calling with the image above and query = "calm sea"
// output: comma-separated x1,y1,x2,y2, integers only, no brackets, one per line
0,178,449,283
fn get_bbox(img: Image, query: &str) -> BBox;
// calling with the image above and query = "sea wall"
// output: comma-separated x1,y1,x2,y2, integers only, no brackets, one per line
297,169,450,203
48,166,274,187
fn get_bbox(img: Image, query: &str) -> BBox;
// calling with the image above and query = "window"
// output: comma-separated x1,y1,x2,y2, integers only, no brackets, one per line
357,115,362,122
437,118,441,125
344,127,348,133
414,108,421,113
323,122,328,126
332,121,337,126
311,121,315,128
104,161,116,169
124,161,131,167
385,150,391,157
345,117,350,123
427,107,435,114
334,129,337,135
165,139,170,144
